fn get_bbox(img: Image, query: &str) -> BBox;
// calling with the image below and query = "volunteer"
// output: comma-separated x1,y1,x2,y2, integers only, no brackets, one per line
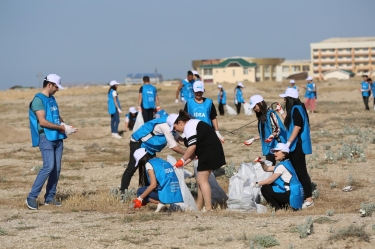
138,76,160,122
252,143,304,210
301,76,316,113
168,110,226,212
217,85,226,116
192,70,201,80
108,80,122,139
119,115,186,195
368,78,375,111
124,107,138,132
360,75,370,111
175,71,195,104
288,79,299,91
276,88,314,209
184,81,225,143
234,82,245,114
154,106,168,119
244,95,287,165
26,74,77,210
132,148,183,212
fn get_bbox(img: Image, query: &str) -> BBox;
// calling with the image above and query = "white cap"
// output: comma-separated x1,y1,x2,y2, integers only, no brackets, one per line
249,95,264,109
290,79,295,84
167,113,178,131
306,76,313,81
134,148,147,167
237,82,244,87
192,70,199,75
217,85,223,88
193,81,205,92
46,74,63,89
270,143,290,153
129,107,137,114
279,88,299,99
110,80,120,86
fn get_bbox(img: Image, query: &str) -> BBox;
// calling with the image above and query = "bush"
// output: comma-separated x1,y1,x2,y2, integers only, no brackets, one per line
250,235,279,248
298,216,314,238
328,225,370,242
359,202,375,217
225,162,236,178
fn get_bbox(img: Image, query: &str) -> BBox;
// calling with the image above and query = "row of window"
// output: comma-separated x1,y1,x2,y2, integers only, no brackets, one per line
315,56,371,60
313,48,375,53
314,63,371,67
203,68,251,76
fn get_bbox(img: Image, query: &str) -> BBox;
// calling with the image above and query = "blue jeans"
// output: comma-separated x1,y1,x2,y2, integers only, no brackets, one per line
111,110,120,133
137,186,159,202
28,136,63,202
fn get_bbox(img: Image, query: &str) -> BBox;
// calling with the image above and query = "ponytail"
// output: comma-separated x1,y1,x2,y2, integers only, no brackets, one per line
175,109,191,123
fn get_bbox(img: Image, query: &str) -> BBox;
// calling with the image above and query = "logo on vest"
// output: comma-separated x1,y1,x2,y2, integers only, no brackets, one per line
50,106,58,111
194,112,206,118
147,90,154,95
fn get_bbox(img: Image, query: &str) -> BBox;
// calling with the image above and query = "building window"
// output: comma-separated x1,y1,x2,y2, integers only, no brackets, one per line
243,68,248,75
256,67,261,73
330,49,335,52
302,66,310,71
330,56,335,59
330,64,334,67
292,66,300,72
347,56,351,59
321,49,326,52
355,48,360,51
264,65,270,72
313,49,318,53
346,48,351,52
233,70,235,76
264,77,270,80
272,66,276,73
282,66,289,72
203,68,212,75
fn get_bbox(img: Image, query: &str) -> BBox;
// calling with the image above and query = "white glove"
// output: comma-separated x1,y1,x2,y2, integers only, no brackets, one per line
235,99,238,105
181,97,185,102
286,141,291,147
215,131,225,143
175,99,179,104
137,106,142,112
62,123,77,135
307,87,313,91
254,156,264,164
244,138,255,146
117,108,122,114
275,103,284,115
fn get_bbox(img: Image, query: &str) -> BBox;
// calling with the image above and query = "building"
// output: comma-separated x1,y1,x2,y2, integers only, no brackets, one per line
323,69,355,80
311,37,375,80
125,73,163,85
275,60,311,82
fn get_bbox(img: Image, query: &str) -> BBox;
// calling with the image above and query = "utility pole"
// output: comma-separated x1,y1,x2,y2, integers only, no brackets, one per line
155,68,158,84
36,72,44,88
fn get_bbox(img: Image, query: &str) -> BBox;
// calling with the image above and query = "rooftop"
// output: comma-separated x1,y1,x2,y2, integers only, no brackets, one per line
319,37,375,43
199,58,257,68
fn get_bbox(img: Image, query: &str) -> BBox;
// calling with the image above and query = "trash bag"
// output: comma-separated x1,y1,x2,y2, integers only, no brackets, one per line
243,103,253,116
132,113,144,133
193,159,228,205
226,104,237,115
167,155,198,212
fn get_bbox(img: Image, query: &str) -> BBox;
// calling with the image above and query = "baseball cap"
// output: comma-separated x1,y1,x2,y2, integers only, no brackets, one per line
237,82,244,87
193,81,205,92
290,79,295,84
110,80,120,86
217,85,223,88
249,95,264,109
167,113,178,131
129,107,137,114
306,76,313,81
279,88,299,99
270,143,290,153
192,70,199,75
46,74,63,89
134,148,147,167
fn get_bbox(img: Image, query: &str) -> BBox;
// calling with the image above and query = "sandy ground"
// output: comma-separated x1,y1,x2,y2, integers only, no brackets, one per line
0,79,375,248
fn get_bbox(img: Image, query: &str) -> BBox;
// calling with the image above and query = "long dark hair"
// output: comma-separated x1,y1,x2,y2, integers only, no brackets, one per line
137,152,154,186
175,109,192,124
284,97,309,129
108,84,117,94
255,100,268,123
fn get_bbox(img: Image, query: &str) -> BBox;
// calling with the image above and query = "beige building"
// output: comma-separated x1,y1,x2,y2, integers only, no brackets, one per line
275,60,311,82
311,37,375,80
323,69,355,80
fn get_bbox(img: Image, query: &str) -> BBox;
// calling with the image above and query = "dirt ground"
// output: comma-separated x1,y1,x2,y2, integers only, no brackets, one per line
1,79,375,248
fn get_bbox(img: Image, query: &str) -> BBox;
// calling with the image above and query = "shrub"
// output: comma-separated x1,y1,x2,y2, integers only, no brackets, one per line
330,182,337,188
0,227,7,236
328,225,370,242
225,162,236,178
298,216,314,238
359,202,375,217
326,210,334,216
250,235,279,248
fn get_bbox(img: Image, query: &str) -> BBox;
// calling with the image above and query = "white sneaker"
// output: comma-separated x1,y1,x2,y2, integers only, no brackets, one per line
155,203,166,213
302,201,314,209
113,134,122,139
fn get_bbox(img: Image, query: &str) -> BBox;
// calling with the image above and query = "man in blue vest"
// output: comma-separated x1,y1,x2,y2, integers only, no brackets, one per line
26,74,77,210
368,77,375,111
138,76,160,122
175,71,195,105
360,75,370,111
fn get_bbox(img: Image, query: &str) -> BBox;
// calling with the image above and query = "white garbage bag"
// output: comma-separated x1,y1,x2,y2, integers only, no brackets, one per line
226,104,237,115
243,103,253,116
132,113,144,133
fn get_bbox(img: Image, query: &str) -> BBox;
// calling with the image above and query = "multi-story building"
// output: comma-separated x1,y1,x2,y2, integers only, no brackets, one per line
275,60,311,82
311,37,375,80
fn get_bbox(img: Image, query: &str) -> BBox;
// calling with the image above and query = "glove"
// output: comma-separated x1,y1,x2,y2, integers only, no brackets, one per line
307,87,313,91
62,123,77,135
275,103,284,115
156,106,161,111
286,141,291,147
254,156,264,164
264,135,274,143
244,138,255,146
137,106,142,112
235,99,238,105
132,196,143,209
174,158,185,168
175,99,179,104
181,97,185,102
215,131,225,143
117,108,122,114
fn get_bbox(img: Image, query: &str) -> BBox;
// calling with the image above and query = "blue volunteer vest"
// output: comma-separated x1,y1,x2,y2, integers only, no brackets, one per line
29,93,67,147
288,85,297,90
218,90,227,105
361,81,370,97
288,106,312,154
181,79,195,100
142,84,157,109
108,89,121,114
272,160,304,209
304,83,315,99
146,158,183,204
371,82,375,95
186,98,213,126
155,109,168,119
132,116,168,155
235,88,244,103
258,109,287,156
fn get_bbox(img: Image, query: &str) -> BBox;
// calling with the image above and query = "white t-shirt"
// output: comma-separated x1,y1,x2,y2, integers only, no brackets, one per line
145,162,153,171
183,119,200,147
112,90,117,97
274,164,292,191
130,123,177,148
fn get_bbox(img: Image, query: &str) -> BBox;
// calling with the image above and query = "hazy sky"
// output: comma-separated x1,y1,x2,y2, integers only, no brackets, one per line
0,0,374,89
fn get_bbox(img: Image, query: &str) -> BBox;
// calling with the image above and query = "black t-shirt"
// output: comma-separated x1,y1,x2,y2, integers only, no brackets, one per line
292,107,304,146
183,98,217,120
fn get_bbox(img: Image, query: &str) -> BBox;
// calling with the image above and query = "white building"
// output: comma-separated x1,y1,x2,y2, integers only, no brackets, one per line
323,69,355,80
275,60,311,82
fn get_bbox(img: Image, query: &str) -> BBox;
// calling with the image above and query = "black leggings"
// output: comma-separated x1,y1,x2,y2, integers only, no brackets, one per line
261,184,290,210
289,145,312,199
363,96,369,110
218,102,225,116
235,103,242,114
142,108,155,123
120,141,141,191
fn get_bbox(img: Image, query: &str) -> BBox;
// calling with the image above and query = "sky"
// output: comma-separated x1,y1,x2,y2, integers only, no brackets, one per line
0,0,374,90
